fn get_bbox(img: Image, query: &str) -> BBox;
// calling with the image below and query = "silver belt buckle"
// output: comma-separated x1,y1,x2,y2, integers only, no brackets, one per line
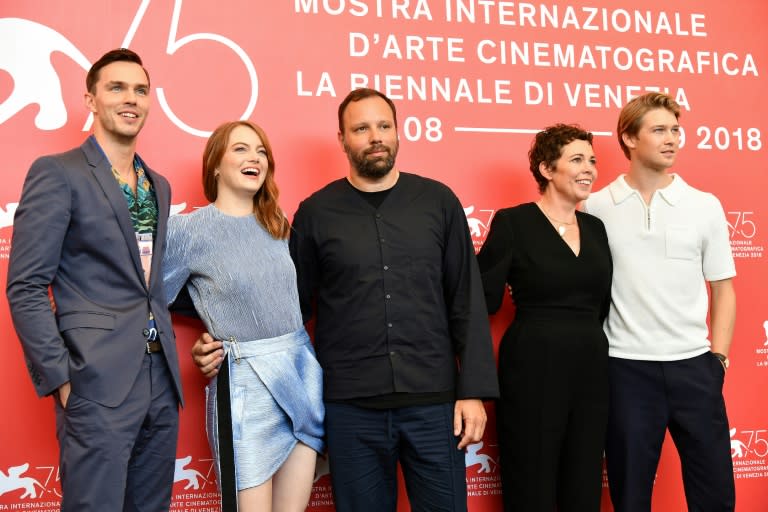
230,336,241,363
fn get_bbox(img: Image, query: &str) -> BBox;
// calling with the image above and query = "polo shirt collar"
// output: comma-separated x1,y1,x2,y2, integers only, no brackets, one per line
608,173,686,205
657,173,685,205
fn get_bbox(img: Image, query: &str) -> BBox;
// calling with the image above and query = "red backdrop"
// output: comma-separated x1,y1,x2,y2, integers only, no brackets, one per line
1,1,766,510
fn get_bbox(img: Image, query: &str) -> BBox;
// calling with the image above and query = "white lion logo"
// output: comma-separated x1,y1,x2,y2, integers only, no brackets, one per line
463,205,488,238
0,18,91,130
763,320,768,346
173,456,208,490
170,202,187,216
0,202,18,229
730,428,748,459
0,463,45,499
465,441,497,474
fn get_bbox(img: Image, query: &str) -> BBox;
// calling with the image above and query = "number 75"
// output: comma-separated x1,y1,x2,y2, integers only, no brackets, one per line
727,211,756,239
83,0,257,137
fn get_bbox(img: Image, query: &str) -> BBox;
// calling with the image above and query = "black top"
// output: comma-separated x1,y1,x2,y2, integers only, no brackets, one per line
477,202,612,322
290,173,499,405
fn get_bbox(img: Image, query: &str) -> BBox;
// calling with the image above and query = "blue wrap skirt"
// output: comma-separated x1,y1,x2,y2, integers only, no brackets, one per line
205,327,324,503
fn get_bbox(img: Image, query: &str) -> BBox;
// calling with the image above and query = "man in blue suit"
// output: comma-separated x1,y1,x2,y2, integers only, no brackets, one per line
6,48,183,511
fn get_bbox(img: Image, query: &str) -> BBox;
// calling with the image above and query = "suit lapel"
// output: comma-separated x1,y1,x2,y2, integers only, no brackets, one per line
144,165,168,291
82,137,146,289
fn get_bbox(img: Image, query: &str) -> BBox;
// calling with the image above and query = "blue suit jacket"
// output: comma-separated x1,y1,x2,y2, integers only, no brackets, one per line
6,137,183,407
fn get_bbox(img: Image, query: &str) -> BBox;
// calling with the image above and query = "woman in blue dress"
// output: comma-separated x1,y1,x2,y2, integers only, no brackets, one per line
164,120,324,511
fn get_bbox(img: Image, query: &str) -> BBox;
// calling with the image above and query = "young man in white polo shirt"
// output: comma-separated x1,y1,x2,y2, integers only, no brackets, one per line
585,92,736,512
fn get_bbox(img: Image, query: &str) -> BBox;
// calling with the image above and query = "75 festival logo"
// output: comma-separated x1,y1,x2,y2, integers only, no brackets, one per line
727,211,756,240
730,427,768,459
727,210,763,260
1,0,257,137
0,463,60,500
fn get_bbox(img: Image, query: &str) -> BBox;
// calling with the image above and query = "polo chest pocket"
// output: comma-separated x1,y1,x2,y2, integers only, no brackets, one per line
665,225,699,260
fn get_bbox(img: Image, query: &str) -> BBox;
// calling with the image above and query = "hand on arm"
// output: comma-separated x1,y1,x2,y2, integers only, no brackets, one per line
191,332,224,378
454,399,487,450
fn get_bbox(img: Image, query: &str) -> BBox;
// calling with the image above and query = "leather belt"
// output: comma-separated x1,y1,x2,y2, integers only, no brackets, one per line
145,340,163,354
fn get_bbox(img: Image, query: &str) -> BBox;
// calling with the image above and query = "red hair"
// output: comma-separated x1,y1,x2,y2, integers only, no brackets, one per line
202,120,289,239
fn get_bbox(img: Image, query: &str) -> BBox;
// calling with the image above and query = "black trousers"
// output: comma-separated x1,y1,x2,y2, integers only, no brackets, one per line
496,315,609,512
605,353,735,512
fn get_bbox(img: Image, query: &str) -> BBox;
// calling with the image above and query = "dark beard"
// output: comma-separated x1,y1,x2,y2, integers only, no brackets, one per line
345,142,398,179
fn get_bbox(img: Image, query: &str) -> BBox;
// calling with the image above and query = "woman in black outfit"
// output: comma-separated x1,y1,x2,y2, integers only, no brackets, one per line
477,124,612,512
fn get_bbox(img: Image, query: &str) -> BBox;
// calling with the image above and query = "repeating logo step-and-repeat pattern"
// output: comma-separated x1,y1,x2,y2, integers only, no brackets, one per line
1,1,766,510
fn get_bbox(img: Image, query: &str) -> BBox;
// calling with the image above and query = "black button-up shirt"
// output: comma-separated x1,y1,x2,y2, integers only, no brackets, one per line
290,173,499,404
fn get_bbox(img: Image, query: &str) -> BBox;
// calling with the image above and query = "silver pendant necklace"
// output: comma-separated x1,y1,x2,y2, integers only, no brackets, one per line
537,202,576,237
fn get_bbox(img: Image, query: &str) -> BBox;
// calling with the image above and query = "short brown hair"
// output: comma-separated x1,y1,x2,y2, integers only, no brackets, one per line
86,48,149,93
337,88,398,133
529,124,594,194
617,92,680,159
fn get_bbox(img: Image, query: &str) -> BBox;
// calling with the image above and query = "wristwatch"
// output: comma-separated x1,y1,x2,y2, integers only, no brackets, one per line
713,352,729,371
